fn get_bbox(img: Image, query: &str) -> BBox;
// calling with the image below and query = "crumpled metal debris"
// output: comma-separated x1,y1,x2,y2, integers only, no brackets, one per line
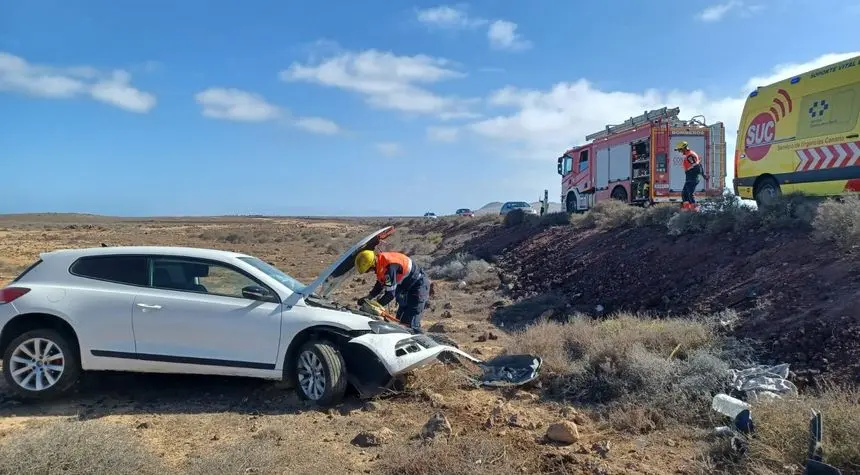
729,363,798,401
474,354,542,388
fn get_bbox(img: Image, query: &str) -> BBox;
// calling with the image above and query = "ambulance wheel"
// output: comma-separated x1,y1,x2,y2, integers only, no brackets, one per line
754,178,781,207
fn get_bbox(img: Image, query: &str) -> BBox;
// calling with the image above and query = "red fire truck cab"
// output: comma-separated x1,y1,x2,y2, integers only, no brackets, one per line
557,107,727,213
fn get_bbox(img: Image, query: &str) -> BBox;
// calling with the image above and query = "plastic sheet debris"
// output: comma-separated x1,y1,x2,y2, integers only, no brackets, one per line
729,363,798,401
476,354,542,387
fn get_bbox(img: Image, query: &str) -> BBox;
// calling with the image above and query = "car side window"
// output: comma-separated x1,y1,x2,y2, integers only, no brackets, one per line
70,255,149,286
150,257,264,300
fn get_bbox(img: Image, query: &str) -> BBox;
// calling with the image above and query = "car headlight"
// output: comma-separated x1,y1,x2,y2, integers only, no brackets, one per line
369,321,411,335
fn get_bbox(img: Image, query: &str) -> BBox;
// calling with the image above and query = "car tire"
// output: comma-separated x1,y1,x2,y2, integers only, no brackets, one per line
2,329,81,400
294,340,347,406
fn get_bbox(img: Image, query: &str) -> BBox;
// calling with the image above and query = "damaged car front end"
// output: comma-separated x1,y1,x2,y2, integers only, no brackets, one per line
291,225,541,404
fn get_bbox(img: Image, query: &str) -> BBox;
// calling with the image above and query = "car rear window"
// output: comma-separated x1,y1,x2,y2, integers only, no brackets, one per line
70,255,149,286
11,259,43,282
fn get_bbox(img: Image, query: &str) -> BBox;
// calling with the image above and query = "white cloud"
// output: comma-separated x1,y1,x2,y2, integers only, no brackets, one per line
294,116,341,135
195,87,282,122
0,51,156,112
427,126,459,143
487,20,531,51
281,49,477,119
698,1,763,22
376,142,403,157
416,5,486,29
90,70,157,113
194,87,342,134
416,6,530,52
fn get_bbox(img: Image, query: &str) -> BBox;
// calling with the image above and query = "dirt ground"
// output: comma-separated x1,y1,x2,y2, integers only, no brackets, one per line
0,215,716,475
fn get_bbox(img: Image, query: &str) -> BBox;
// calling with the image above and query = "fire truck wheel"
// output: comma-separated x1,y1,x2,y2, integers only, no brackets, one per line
610,186,628,203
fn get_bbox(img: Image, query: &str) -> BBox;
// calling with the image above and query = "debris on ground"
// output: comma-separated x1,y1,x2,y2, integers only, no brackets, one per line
729,363,798,401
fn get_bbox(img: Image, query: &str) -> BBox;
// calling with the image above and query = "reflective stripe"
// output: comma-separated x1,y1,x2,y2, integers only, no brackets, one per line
375,252,414,285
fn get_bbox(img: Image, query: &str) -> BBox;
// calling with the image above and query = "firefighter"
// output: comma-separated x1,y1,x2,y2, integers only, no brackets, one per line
355,249,431,333
675,141,707,210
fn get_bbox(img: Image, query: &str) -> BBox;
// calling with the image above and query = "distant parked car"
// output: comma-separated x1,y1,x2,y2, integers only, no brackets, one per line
423,212,438,219
499,201,538,216
455,208,474,217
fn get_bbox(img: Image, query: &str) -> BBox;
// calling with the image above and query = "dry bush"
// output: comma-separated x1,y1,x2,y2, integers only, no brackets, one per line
377,435,526,475
756,192,819,230
0,420,165,475
508,314,729,430
635,204,679,227
582,199,643,229
745,388,860,473
813,194,860,251
539,211,572,226
503,208,537,227
429,253,494,286
667,211,709,236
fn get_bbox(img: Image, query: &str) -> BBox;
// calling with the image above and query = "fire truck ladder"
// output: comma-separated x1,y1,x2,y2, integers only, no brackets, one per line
585,107,680,141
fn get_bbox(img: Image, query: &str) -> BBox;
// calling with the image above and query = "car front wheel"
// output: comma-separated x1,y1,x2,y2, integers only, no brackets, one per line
294,340,347,406
2,329,80,400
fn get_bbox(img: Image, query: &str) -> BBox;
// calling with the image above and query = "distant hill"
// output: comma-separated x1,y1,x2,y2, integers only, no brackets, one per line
473,201,562,216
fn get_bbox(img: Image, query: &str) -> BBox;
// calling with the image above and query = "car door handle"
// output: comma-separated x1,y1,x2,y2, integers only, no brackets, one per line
136,303,162,310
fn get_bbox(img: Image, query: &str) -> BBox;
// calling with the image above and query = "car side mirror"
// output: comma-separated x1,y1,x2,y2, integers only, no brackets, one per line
242,285,274,301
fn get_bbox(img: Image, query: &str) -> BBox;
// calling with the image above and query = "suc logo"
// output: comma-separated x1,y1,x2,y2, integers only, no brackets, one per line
744,112,775,161
744,88,793,161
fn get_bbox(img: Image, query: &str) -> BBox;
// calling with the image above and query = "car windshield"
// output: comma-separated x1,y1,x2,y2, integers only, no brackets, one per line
238,256,305,292
511,202,531,208
457,209,470,213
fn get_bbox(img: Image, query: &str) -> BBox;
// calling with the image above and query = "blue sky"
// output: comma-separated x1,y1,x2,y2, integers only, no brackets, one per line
1,0,858,216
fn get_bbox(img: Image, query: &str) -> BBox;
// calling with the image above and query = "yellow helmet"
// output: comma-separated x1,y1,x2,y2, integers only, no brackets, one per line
355,250,376,273
674,141,688,151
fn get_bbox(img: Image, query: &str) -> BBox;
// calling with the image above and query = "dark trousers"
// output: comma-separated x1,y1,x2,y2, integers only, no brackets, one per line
682,166,701,203
395,271,430,333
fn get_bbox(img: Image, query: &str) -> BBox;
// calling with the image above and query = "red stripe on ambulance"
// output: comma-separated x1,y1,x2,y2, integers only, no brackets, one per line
795,141,860,171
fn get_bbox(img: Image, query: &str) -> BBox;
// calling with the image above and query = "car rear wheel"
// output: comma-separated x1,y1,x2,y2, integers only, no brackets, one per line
294,340,347,406
2,329,80,400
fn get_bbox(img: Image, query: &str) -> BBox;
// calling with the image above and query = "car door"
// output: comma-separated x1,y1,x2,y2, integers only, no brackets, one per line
131,256,282,373
66,255,147,367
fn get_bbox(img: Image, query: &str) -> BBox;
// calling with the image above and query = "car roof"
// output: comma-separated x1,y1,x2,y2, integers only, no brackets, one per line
40,246,251,261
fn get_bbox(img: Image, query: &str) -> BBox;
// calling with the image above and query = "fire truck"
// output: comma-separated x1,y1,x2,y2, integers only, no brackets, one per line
556,107,727,213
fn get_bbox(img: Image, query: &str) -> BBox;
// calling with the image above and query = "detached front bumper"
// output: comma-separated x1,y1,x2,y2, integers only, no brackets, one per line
339,331,479,398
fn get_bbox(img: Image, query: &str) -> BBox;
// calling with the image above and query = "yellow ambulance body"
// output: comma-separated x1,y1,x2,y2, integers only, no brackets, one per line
733,55,860,205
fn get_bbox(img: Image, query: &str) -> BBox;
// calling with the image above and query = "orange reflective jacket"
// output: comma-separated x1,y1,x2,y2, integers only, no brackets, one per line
374,252,413,286
682,150,700,172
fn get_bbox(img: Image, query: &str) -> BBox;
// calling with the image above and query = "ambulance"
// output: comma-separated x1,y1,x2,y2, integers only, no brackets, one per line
733,54,860,205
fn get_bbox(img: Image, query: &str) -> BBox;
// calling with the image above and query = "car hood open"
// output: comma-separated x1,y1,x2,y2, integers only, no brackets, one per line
296,225,395,299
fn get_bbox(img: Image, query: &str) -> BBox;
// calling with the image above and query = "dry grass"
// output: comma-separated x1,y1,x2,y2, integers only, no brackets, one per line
377,435,528,475
507,314,730,431
582,199,642,230
813,194,860,251
0,419,166,475
429,253,497,288
745,388,860,474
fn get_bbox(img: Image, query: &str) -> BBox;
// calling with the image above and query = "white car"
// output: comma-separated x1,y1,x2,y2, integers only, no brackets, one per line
499,201,538,216
0,227,478,405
